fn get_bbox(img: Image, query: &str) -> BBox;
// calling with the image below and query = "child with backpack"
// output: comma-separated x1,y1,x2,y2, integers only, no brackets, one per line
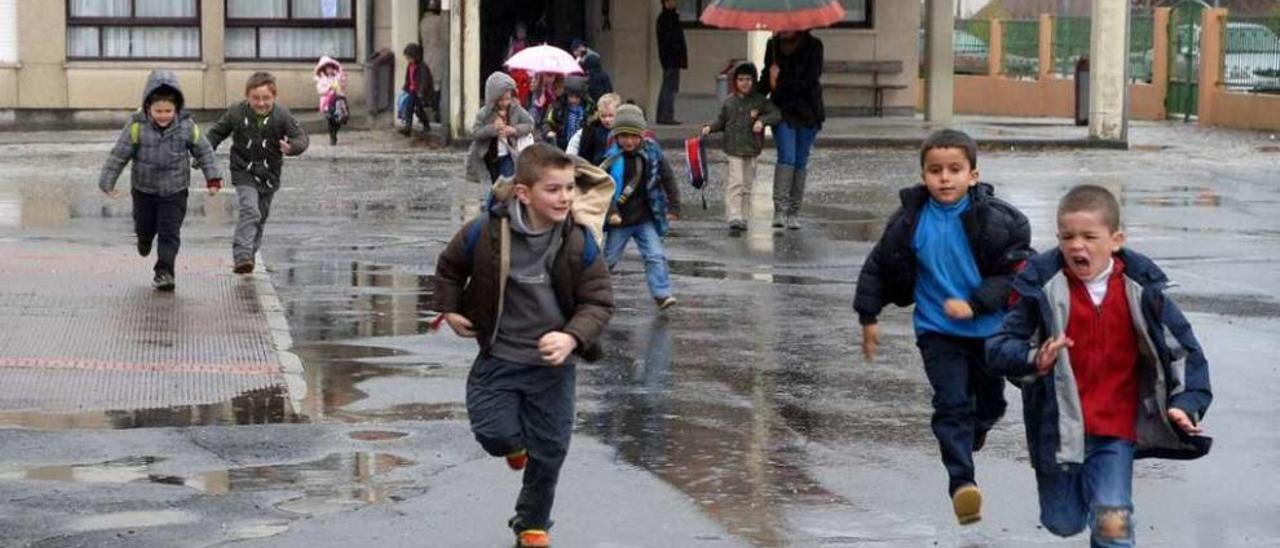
544,76,593,151
206,72,309,275
601,104,682,310
314,56,349,146
434,143,614,548
701,62,780,232
97,70,222,291
567,92,619,166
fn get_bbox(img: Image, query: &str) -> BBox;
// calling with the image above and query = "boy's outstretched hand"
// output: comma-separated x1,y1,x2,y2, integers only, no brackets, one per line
444,312,476,338
943,298,974,320
861,323,880,362
1035,335,1074,376
1167,408,1203,435
700,125,711,136
102,188,122,200
279,137,292,155
538,331,577,366
206,178,222,196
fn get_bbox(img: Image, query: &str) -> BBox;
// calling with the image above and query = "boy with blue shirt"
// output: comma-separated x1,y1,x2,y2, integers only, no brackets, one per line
854,129,1032,525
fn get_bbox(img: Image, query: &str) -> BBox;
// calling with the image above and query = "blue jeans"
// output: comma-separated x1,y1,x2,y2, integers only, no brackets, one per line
604,221,672,300
1037,436,1136,547
773,121,820,170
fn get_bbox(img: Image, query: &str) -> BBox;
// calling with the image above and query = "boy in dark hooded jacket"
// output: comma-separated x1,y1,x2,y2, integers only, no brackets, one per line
701,62,780,231
544,76,594,151
98,70,222,291
206,72,309,275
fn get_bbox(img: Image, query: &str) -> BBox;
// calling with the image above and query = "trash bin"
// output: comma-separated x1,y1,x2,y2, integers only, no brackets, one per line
716,59,745,103
364,47,396,116
1074,57,1090,127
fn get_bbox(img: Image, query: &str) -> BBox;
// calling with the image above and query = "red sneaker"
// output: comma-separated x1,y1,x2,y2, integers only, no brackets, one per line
516,529,550,548
505,449,528,471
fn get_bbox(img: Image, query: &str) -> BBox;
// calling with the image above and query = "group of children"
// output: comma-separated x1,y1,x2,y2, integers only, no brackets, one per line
439,125,1213,547
99,70,308,289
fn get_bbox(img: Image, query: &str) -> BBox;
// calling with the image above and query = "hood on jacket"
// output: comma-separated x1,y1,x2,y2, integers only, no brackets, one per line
484,72,517,109
582,52,605,74
1017,247,1169,296
142,70,186,113
314,55,344,77
898,181,996,210
486,157,616,248
732,61,759,86
563,75,589,99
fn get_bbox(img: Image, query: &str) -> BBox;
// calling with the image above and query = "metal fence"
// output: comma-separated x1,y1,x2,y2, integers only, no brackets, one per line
1130,13,1155,83
1052,16,1091,76
1223,15,1280,93
1003,20,1040,79
954,19,991,75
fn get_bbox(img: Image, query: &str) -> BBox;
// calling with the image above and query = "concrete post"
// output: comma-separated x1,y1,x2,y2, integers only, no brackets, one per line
462,0,480,136
1088,0,1128,141
924,0,955,124
1152,8,1170,118
1198,8,1227,127
200,0,226,109
989,19,1004,77
1038,14,1053,80
391,0,418,97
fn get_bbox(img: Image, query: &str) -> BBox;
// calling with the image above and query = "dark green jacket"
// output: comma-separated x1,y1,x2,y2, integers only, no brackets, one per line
707,91,780,158
206,102,309,193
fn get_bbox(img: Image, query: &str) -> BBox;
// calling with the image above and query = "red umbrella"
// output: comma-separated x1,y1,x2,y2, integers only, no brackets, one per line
699,0,846,31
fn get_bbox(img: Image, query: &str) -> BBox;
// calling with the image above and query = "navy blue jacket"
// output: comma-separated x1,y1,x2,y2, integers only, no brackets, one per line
853,183,1032,326
985,248,1213,472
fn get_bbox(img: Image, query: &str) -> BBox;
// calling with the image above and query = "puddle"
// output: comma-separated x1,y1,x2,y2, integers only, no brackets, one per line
1122,186,1222,208
276,261,435,342
668,259,852,286
67,509,200,533
4,452,415,517
0,385,299,430
348,430,409,441
1257,145,1280,153
1172,293,1280,319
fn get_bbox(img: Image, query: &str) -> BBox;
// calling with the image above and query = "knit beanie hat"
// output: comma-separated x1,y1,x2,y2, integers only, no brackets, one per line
610,104,647,138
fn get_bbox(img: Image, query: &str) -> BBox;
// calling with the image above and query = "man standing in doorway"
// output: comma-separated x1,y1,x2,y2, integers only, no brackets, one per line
655,0,687,125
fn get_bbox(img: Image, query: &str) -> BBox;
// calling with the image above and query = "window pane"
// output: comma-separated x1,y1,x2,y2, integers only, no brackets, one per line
67,26,100,57
259,27,354,59
228,0,288,19
841,0,867,22
293,0,353,19
69,0,130,17
135,0,197,18
103,26,199,58
226,28,257,59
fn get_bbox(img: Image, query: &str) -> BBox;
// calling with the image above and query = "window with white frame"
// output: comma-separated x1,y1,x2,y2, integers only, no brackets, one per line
678,0,872,28
225,0,356,62
66,0,202,60
1,0,17,63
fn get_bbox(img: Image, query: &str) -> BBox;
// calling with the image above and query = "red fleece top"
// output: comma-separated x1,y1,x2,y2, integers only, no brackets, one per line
1065,256,1139,442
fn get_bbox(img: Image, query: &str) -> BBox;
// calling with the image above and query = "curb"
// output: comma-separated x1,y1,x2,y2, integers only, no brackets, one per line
247,251,308,419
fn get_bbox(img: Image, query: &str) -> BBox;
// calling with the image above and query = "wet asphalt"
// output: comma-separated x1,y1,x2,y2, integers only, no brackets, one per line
0,126,1279,547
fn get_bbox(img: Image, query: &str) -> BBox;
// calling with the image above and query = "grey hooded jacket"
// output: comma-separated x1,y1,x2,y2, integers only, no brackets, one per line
98,70,221,196
465,72,535,184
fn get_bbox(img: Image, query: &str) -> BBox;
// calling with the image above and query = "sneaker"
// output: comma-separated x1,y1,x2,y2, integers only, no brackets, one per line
952,484,983,525
515,529,550,548
137,237,152,257
772,212,785,228
505,449,528,471
655,296,677,310
655,119,682,126
153,273,175,292
233,261,255,274
785,214,801,230
397,127,412,137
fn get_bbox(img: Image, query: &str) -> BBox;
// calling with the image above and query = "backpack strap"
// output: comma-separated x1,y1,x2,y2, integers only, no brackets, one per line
578,225,598,269
463,215,489,263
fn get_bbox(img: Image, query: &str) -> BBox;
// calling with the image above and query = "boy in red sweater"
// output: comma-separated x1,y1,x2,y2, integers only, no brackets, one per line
986,185,1212,547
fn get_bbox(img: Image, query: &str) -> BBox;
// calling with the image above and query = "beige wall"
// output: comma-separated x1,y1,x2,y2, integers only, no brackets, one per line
814,2,920,113
2,0,383,112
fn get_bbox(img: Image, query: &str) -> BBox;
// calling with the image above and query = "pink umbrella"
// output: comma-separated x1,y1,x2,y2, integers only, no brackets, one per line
504,44,584,75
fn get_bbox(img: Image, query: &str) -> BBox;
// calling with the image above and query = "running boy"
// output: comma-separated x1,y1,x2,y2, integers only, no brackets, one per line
701,62,780,231
206,72,309,275
986,184,1212,547
434,143,614,548
98,70,222,291
854,129,1031,524
601,104,682,310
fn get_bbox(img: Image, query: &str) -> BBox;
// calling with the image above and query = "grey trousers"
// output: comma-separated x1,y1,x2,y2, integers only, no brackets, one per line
233,183,275,264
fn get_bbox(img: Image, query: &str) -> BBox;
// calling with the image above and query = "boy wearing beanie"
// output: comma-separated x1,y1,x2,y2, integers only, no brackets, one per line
601,104,682,310
702,62,780,231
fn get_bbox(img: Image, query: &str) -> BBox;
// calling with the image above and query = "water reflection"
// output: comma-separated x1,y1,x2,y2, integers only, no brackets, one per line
280,261,434,341
0,385,296,430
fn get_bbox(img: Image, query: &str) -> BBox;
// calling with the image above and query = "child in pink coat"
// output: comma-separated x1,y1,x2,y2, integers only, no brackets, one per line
314,56,348,145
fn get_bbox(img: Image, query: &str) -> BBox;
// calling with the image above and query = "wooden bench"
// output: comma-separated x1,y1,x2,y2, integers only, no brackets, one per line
822,60,907,117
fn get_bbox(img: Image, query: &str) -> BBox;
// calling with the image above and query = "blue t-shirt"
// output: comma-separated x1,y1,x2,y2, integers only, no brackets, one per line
911,195,1004,338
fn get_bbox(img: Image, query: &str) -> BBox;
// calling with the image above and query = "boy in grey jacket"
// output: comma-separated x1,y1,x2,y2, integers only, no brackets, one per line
466,72,535,186
98,70,222,291
701,62,780,231
206,72,309,274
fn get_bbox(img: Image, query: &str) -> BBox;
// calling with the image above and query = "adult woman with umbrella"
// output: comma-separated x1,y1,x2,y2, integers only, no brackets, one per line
759,30,824,230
